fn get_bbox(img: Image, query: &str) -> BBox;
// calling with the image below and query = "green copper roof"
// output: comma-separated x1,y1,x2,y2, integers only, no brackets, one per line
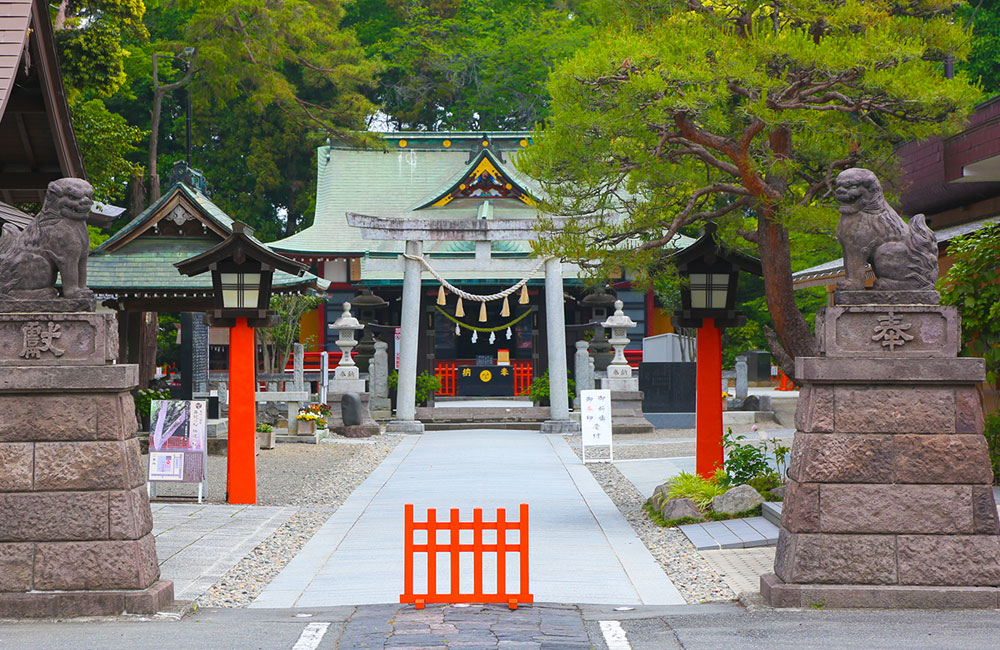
88,183,326,296
269,133,544,257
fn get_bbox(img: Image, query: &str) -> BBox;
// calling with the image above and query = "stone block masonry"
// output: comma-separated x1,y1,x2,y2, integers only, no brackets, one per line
763,298,1000,608
0,311,172,617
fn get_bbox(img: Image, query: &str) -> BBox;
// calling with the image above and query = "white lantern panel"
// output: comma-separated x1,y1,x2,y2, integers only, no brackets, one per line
689,273,708,309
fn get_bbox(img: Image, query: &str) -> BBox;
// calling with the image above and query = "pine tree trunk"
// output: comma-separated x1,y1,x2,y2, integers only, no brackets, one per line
139,311,159,389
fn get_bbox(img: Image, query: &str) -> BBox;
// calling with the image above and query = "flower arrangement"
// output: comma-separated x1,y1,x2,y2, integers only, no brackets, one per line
297,403,330,429
256,423,273,433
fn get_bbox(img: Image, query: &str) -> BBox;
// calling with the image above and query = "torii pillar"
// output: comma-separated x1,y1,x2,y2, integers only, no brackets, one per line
346,214,580,434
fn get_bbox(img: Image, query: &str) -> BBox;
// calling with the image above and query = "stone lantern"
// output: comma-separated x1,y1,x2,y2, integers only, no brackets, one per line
600,299,638,391
331,301,364,384
597,300,652,433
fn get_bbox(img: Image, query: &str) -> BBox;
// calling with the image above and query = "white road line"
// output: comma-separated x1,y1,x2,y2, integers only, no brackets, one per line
291,621,331,650
599,620,632,650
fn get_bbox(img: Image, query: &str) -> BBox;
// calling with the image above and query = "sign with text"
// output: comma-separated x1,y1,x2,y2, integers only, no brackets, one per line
394,327,401,370
581,389,613,463
148,400,207,483
456,365,515,396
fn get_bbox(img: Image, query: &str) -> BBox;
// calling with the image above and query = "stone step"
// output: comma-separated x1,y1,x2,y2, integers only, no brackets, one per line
679,516,779,551
762,501,783,527
423,422,542,431
415,406,551,422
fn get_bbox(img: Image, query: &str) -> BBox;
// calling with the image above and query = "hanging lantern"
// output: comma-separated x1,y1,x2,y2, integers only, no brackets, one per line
519,284,529,304
479,301,488,322
506,327,512,340
489,331,496,344
501,296,510,317
456,297,465,317
437,285,447,305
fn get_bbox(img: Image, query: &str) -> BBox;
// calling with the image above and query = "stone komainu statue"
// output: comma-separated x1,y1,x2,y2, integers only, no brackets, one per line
0,178,94,300
834,168,938,291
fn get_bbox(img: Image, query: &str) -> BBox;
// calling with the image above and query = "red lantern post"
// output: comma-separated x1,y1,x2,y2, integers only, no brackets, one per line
695,318,723,478
227,318,257,503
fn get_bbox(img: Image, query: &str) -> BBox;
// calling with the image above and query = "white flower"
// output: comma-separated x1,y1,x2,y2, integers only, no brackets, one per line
758,430,769,442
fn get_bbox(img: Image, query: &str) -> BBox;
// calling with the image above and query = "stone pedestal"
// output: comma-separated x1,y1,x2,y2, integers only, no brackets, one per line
600,390,655,435
762,296,1000,609
0,312,173,617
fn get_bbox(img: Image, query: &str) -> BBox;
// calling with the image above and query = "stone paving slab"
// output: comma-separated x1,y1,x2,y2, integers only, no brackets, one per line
698,547,777,598
253,430,685,608
678,516,779,551
150,503,296,600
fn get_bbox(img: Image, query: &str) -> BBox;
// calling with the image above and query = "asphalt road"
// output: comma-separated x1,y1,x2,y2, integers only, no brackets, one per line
2,603,999,649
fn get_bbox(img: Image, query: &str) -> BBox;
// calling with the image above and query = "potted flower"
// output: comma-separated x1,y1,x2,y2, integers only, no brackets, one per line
297,403,330,434
256,422,275,449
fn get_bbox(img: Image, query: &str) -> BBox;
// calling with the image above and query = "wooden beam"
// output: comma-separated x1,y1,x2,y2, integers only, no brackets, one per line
0,171,62,189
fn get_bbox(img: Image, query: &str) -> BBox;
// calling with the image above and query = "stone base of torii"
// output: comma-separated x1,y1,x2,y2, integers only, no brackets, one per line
346,214,581,434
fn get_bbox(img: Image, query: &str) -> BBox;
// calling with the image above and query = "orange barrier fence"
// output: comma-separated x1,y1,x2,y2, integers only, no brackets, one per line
776,370,794,391
400,504,533,610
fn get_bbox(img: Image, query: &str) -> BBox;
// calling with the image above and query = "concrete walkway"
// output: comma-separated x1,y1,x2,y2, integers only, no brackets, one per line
152,503,297,601
252,430,684,608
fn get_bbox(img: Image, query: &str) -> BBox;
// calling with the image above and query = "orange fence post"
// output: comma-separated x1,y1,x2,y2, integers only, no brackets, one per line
403,503,414,605
400,504,532,610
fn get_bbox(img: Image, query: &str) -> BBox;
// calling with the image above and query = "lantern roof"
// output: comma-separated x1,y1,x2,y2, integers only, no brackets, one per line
175,221,309,278
665,222,762,275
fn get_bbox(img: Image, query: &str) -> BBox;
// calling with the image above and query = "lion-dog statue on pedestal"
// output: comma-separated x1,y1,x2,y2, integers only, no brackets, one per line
834,168,938,291
0,178,95,301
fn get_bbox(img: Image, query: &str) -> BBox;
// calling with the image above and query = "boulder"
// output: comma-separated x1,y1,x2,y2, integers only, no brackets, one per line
660,497,704,522
769,484,786,499
712,484,764,514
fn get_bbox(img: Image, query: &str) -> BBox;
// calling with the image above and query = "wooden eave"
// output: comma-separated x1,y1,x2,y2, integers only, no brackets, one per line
175,223,308,277
96,186,231,253
0,0,85,205
414,148,536,210
665,222,763,275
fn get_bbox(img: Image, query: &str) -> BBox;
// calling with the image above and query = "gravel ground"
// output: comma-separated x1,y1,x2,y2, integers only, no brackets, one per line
145,432,403,607
563,434,736,604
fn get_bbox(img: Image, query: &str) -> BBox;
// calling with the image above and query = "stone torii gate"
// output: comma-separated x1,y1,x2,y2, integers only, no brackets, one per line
346,213,580,434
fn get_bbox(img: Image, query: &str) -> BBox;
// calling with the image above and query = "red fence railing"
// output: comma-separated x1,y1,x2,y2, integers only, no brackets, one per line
512,361,532,396
400,504,532,610
436,362,457,396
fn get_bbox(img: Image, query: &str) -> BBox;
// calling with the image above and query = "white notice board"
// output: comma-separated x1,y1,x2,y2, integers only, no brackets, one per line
581,389,613,463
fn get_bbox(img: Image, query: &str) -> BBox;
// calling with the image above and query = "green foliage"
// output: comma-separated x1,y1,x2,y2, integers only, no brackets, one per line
156,313,181,371
520,0,981,360
256,422,273,433
88,225,109,250
71,98,146,205
258,294,326,374
666,471,727,509
643,500,762,527
720,428,772,486
347,0,594,130
527,369,576,406
134,388,171,418
939,222,1000,388
984,413,1000,486
747,472,781,495
959,0,1000,94
387,370,442,405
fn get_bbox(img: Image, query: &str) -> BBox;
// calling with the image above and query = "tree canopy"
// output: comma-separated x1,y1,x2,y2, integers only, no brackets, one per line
519,0,981,370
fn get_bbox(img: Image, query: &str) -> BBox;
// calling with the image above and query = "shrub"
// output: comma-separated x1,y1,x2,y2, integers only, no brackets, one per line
134,388,171,418
666,471,727,509
720,428,772,486
747,472,782,495
388,370,441,405
985,412,1000,485
527,369,575,406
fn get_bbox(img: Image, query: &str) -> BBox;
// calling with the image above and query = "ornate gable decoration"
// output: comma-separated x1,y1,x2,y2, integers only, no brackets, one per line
419,150,535,209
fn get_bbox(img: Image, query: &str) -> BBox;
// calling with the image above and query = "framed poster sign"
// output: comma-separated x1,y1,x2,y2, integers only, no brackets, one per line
580,389,613,463
147,400,208,501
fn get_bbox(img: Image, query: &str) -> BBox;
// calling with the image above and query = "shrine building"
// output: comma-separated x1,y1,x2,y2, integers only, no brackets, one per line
270,132,680,396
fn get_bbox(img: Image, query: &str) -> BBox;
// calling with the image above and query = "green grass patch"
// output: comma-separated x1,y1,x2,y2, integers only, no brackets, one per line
643,502,763,528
